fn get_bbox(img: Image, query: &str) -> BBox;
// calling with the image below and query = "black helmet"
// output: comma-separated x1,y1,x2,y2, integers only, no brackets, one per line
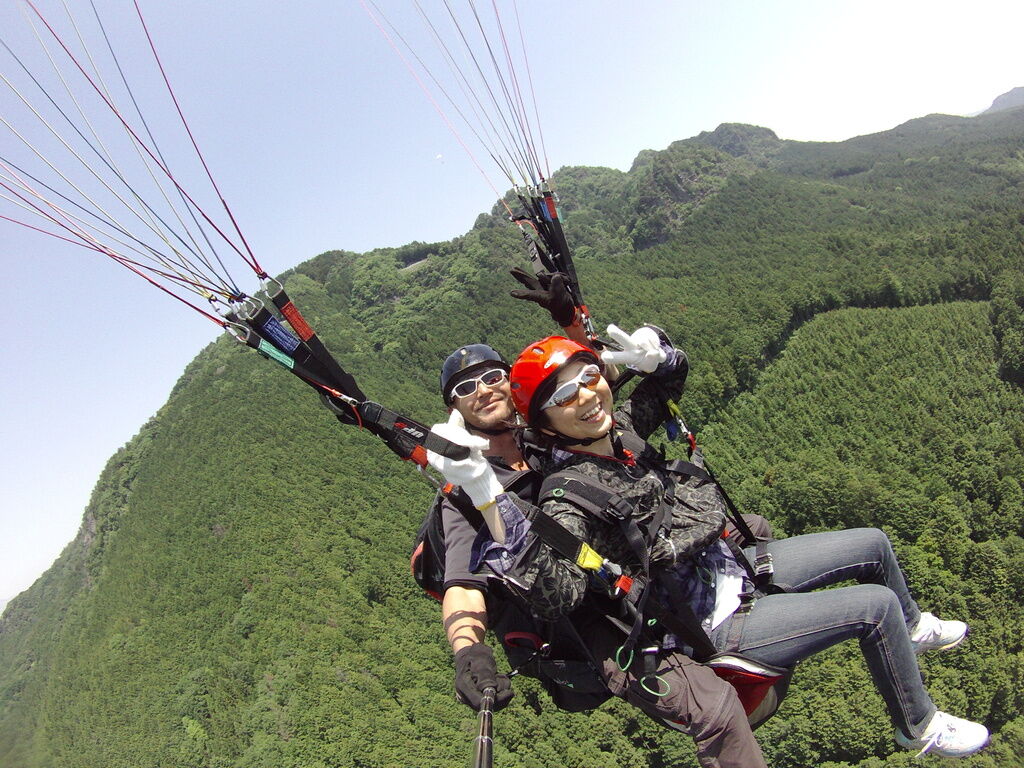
440,344,509,406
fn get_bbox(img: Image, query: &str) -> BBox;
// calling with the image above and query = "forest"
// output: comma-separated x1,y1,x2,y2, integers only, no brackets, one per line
1,106,1023,767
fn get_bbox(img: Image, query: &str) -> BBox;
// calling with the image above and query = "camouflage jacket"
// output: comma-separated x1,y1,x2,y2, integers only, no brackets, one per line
472,348,730,622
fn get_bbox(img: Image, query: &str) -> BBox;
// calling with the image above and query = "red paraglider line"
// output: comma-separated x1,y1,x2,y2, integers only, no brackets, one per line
130,0,263,276
22,0,262,275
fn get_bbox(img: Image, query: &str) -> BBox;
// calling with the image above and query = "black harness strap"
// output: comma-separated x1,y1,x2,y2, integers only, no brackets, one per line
264,281,367,402
660,439,773,588
703,462,760,549
245,302,340,391
661,459,712,483
539,469,673,658
356,402,469,462
232,288,471,466
648,582,719,661
536,433,786,664
523,506,593,565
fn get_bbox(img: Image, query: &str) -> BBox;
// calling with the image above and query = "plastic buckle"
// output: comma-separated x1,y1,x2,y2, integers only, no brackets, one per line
736,592,756,614
597,559,620,583
613,573,634,598
607,497,632,521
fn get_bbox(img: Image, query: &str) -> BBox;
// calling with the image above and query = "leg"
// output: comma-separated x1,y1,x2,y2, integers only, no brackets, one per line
711,584,935,738
747,528,921,629
619,654,767,768
587,623,768,768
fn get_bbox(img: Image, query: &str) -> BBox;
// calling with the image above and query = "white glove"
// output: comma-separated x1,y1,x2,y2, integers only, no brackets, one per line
427,410,506,542
600,324,667,373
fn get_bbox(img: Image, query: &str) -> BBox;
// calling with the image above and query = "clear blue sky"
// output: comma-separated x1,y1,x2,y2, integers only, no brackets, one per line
1,0,1021,606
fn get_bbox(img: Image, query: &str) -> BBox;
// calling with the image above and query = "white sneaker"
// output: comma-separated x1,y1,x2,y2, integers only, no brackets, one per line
910,612,967,654
895,710,990,757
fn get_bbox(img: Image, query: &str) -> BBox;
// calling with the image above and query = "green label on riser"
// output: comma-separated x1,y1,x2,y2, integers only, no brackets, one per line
258,339,295,369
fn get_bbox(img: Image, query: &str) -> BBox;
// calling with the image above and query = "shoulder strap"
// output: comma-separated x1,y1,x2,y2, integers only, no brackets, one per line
661,459,712,483
540,470,632,520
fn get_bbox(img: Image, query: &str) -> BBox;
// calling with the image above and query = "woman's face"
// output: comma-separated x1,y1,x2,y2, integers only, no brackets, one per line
540,359,614,443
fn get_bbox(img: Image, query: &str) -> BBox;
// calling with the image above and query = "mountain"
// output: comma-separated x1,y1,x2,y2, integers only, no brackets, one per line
983,86,1024,114
2,105,1024,768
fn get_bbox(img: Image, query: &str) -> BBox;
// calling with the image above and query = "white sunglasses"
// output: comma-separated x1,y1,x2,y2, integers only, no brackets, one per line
541,364,602,410
451,368,509,399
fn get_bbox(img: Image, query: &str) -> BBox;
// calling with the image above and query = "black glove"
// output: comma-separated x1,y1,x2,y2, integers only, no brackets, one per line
509,267,577,327
453,643,514,711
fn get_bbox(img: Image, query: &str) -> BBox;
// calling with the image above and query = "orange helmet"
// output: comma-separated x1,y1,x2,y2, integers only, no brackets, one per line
509,336,599,424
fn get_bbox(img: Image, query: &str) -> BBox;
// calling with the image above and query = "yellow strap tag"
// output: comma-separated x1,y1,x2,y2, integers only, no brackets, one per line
575,543,605,572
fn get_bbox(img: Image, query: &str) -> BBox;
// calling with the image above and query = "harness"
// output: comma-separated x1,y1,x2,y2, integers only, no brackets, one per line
411,430,792,727
537,429,793,726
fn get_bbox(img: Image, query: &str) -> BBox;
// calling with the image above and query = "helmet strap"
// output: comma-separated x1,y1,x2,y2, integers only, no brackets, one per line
537,425,613,449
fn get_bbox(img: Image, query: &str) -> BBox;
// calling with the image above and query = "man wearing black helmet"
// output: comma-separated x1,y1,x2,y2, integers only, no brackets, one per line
434,342,527,714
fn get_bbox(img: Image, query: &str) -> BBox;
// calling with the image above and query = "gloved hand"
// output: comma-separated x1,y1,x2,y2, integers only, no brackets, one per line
427,410,506,540
509,267,577,327
599,324,667,373
454,643,514,712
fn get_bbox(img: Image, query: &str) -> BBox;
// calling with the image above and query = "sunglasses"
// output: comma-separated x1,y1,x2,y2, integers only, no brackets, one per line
542,364,602,410
451,368,509,399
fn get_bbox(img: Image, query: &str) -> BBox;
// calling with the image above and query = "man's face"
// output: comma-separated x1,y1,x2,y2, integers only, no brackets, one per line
450,367,515,431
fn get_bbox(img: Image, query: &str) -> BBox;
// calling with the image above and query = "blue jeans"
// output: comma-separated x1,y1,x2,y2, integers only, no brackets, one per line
709,528,935,738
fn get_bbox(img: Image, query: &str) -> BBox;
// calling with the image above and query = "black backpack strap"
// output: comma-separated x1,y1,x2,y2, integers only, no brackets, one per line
540,472,631,519
701,461,761,551
660,459,712,484
541,469,661,658
410,492,446,600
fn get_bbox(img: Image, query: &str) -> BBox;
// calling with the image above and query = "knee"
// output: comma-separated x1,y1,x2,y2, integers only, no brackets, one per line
860,528,892,557
691,684,750,743
866,527,893,548
743,514,773,541
853,526,890,550
853,527,896,561
854,584,904,629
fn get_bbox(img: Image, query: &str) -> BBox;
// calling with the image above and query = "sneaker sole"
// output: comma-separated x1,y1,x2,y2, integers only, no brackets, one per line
914,630,968,655
895,726,990,757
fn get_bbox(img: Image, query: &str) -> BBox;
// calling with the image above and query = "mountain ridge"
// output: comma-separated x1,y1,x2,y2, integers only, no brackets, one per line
983,86,1024,114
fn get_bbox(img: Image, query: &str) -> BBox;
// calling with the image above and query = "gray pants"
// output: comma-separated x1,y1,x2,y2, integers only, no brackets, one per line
580,616,768,768
710,528,935,738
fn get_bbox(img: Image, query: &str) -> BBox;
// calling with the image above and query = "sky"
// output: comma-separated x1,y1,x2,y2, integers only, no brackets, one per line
1,0,1021,607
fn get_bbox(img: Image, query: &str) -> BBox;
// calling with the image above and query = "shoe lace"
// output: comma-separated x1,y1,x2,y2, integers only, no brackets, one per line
912,614,939,644
914,718,954,758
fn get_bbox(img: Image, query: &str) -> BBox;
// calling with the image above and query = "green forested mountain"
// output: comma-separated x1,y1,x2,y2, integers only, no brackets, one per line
2,105,1023,768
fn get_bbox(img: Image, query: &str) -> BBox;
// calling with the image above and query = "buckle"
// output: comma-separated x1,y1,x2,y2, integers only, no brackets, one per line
736,592,757,614
607,497,633,520
596,560,633,598
755,553,774,577
613,573,634,598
